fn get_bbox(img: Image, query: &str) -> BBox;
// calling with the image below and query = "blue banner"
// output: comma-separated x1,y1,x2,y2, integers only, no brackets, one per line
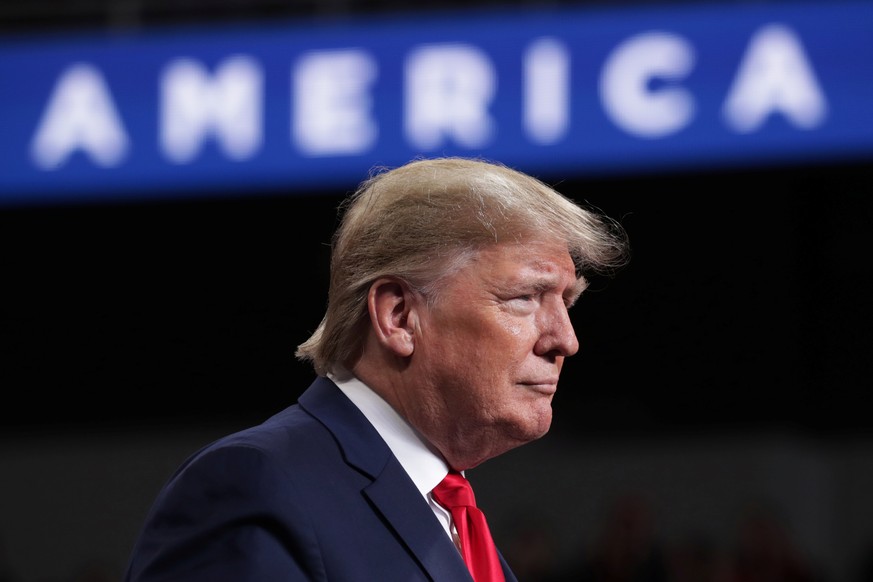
1,0,871,204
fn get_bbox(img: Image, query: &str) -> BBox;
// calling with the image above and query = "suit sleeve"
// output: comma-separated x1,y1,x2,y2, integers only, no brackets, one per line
125,443,326,582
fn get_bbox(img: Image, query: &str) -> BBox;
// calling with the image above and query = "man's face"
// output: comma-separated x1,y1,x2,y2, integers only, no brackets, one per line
408,239,583,466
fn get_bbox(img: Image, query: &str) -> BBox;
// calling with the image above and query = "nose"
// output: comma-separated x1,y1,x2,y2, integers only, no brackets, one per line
534,299,579,359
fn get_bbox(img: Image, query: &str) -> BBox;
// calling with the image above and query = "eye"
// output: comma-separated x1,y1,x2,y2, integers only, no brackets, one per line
506,294,539,313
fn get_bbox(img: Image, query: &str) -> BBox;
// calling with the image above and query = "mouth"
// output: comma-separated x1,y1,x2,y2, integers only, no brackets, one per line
519,381,558,396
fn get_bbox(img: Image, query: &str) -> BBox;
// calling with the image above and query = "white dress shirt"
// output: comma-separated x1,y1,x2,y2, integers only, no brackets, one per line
329,372,459,545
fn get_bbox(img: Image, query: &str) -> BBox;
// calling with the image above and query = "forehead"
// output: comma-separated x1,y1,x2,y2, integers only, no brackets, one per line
460,239,579,289
480,239,573,267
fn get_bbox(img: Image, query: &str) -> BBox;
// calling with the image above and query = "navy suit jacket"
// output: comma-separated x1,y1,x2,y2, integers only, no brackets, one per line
124,376,519,581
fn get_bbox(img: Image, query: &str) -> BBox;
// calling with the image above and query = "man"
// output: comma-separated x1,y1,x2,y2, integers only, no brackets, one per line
124,157,629,581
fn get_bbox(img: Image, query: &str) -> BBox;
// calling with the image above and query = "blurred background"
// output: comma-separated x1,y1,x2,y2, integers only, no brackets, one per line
1,0,872,580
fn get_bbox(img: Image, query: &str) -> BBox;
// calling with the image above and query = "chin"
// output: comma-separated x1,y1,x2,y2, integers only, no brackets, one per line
510,411,553,443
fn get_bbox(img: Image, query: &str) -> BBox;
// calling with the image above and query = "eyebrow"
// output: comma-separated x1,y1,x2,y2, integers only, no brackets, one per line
524,274,587,307
566,277,588,307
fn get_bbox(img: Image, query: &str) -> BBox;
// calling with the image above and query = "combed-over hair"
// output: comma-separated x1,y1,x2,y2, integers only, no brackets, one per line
295,157,629,376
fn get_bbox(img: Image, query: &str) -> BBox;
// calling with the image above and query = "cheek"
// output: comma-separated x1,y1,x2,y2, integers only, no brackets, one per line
495,313,537,347
494,310,520,334
504,321,523,337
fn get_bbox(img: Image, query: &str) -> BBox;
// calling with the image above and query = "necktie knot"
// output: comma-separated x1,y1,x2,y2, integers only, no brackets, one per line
432,470,506,582
432,470,476,509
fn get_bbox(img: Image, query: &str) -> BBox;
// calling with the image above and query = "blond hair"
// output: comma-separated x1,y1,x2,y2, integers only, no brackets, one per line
295,157,629,375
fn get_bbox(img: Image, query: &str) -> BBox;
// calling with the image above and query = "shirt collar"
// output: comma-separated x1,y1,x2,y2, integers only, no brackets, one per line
328,372,449,497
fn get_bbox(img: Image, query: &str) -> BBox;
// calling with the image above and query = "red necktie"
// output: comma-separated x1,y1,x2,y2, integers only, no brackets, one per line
432,471,506,582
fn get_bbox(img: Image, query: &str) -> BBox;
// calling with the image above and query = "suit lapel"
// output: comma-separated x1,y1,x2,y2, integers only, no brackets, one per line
298,377,473,581
298,376,392,477
365,461,474,581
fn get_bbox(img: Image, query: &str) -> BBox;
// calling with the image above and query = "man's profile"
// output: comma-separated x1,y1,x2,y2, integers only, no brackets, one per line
124,156,630,581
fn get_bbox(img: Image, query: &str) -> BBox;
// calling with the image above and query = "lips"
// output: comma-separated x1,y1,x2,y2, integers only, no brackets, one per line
519,380,558,395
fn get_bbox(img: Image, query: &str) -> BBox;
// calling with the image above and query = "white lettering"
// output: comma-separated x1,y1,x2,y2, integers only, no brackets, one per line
30,63,129,170
293,50,378,156
160,55,262,163
404,43,496,149
600,32,695,138
722,24,827,133
524,38,570,145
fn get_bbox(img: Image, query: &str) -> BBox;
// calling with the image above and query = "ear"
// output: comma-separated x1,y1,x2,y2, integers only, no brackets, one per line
367,277,418,357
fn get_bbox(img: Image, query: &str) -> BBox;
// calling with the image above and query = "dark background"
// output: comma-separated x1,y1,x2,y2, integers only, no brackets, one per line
2,3,872,579
1,0,870,442
3,157,871,440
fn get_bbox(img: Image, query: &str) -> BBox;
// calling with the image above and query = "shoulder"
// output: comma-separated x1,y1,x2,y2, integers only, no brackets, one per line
125,405,334,581
172,402,337,489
